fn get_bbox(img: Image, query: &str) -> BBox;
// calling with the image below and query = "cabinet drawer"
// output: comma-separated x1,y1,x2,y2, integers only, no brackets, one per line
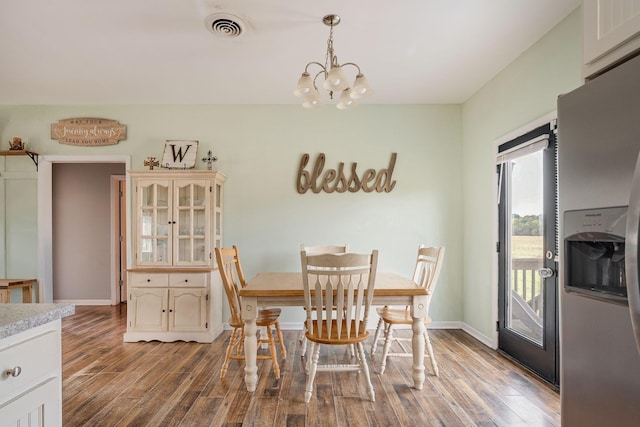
169,273,207,287
129,273,169,287
0,329,59,398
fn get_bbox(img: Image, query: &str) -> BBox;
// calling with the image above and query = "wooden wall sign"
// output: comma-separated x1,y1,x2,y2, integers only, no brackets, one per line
51,118,126,146
297,152,397,194
161,140,199,169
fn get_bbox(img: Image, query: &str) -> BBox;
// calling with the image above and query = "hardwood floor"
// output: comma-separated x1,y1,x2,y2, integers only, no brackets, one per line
62,305,560,426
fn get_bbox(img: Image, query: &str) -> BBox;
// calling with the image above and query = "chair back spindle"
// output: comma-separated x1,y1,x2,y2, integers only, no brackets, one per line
301,252,378,341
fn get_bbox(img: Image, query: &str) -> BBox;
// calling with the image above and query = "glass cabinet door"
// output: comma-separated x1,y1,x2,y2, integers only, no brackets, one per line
138,180,171,266
174,179,210,265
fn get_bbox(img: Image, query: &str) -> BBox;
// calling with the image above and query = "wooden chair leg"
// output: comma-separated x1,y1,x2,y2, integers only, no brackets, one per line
275,322,287,359
424,329,439,377
357,342,375,402
305,343,321,403
300,333,308,357
265,326,281,379
380,322,394,374
370,317,384,354
221,327,241,379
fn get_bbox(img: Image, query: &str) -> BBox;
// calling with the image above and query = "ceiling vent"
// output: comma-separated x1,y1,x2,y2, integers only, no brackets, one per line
205,13,246,39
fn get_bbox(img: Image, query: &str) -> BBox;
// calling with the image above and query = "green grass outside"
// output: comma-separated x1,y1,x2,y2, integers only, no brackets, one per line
511,235,544,311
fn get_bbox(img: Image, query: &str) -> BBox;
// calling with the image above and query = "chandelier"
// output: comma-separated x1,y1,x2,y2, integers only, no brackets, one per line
293,14,373,109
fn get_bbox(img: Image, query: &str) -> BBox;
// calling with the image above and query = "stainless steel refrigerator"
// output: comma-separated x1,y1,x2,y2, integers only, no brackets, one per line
558,53,640,426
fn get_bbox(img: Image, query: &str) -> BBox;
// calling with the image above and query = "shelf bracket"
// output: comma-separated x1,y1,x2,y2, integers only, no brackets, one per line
25,151,39,170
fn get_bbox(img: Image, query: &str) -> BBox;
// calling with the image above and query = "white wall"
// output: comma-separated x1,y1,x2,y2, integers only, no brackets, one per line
460,8,583,341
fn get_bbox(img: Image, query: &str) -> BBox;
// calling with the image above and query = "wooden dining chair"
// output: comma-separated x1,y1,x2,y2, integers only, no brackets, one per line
215,246,287,379
298,244,349,357
300,249,378,403
370,245,445,376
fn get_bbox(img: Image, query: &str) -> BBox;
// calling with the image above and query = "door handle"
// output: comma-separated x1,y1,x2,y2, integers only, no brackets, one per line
539,267,555,279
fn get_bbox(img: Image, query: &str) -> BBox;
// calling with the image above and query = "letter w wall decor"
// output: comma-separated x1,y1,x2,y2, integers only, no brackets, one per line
161,140,199,169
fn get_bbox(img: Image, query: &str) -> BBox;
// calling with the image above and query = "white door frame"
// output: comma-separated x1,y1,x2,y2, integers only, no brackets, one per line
111,175,126,305
37,155,131,303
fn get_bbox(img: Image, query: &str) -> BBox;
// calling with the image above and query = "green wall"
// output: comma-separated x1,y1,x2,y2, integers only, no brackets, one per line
0,105,463,325
460,8,582,340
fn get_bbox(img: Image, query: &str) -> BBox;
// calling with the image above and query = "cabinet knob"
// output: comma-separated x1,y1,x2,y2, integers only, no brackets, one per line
147,279,151,282
5,366,22,377
184,279,188,283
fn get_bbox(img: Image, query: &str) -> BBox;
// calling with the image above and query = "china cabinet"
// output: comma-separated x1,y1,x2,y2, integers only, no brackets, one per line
124,170,226,343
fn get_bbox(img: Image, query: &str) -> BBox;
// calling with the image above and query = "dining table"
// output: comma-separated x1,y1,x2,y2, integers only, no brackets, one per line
0,278,37,303
238,271,429,392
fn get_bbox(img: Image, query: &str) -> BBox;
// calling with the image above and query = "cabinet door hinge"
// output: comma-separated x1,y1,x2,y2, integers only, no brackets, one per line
496,241,500,252
496,321,500,331
205,322,209,329
206,293,209,301
210,186,213,192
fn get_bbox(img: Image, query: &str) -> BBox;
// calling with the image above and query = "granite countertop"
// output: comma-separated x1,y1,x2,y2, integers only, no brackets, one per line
0,303,75,339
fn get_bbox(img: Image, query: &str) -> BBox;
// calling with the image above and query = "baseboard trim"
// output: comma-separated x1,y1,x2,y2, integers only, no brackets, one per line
461,322,497,349
222,320,497,350
53,299,112,306
226,321,465,331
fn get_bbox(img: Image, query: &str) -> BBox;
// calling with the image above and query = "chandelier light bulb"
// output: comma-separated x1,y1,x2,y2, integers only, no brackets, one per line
302,88,322,108
294,14,372,109
302,98,323,109
294,72,314,97
323,66,349,91
337,88,357,110
350,74,373,99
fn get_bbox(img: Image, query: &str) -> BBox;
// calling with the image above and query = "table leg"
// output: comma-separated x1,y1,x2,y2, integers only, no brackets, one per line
411,317,426,390
242,296,258,392
411,294,428,390
21,284,32,303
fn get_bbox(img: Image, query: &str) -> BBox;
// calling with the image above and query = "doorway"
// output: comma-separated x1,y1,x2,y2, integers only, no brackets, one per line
496,121,559,386
38,155,130,303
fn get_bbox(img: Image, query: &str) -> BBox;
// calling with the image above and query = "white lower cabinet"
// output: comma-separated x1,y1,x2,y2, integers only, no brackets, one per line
124,270,222,342
0,321,62,426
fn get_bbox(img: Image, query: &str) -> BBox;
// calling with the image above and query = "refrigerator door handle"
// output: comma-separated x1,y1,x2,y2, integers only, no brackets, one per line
625,153,640,354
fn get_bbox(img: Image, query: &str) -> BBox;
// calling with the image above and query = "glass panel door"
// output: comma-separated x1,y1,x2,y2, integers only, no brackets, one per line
498,123,559,386
506,150,544,344
138,180,171,265
174,180,209,265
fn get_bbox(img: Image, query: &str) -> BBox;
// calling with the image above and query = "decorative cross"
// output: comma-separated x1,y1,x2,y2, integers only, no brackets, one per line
201,150,218,170
144,156,160,170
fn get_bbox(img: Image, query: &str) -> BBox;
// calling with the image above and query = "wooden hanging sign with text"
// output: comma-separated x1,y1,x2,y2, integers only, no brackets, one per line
297,152,397,194
51,118,127,146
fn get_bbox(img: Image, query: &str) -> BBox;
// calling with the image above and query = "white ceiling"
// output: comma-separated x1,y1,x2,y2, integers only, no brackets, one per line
0,0,581,105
